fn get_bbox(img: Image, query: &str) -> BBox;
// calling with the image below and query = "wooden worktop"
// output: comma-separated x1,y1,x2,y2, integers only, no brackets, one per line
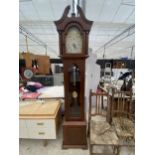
19,100,61,119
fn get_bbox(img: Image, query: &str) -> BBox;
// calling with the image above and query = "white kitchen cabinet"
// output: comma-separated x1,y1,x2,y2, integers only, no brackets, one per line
19,100,61,140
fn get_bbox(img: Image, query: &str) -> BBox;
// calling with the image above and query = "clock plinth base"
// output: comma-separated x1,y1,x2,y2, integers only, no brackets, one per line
62,144,88,149
62,121,87,149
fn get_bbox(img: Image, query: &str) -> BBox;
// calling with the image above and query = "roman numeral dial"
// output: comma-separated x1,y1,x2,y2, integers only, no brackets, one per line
65,27,82,54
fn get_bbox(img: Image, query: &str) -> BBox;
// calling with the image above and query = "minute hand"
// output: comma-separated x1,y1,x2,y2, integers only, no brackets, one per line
72,43,77,49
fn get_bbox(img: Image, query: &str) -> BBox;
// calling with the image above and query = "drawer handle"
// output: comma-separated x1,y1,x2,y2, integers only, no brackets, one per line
38,132,45,135
37,123,44,126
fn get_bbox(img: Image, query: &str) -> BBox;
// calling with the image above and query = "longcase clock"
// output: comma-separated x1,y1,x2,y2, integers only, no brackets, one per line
54,5,93,149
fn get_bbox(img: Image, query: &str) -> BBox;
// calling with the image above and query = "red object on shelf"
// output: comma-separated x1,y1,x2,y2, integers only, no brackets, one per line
21,92,40,100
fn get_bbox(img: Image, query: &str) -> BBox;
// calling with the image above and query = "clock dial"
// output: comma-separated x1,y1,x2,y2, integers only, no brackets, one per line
24,69,33,79
65,27,82,54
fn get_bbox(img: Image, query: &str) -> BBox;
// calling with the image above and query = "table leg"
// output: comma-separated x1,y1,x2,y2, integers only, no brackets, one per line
43,139,48,147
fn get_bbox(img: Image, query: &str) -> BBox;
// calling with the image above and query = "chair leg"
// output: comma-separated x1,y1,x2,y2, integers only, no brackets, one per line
113,145,120,155
89,144,93,155
117,146,120,155
87,123,90,137
112,145,115,153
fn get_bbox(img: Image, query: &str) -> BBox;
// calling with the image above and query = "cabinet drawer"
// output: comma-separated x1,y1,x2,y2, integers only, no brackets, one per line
26,119,55,129
27,127,55,139
26,119,56,139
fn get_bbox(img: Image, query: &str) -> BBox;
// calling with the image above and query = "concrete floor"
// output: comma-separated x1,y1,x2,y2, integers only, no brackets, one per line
19,126,134,155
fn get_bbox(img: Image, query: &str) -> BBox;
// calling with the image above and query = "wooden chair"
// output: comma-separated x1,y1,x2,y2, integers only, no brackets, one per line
88,89,119,155
110,89,135,151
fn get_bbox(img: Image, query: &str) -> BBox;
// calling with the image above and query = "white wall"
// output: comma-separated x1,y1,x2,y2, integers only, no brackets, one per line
85,51,100,119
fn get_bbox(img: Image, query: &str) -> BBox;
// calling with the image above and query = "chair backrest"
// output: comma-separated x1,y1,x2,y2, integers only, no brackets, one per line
89,89,110,122
110,89,135,140
110,89,133,120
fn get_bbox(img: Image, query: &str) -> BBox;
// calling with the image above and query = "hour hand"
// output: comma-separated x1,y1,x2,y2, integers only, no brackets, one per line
72,43,77,49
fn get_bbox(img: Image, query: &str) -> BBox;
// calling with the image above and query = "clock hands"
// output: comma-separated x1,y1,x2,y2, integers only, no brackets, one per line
72,43,77,49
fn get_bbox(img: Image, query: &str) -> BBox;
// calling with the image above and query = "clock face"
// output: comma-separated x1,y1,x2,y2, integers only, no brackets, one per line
65,27,82,54
24,69,33,79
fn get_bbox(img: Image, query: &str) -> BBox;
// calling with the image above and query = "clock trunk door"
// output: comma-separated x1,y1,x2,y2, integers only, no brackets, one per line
64,60,85,121
68,64,81,118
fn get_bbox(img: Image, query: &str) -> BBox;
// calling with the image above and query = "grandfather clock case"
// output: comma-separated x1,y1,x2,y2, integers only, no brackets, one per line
54,5,93,149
